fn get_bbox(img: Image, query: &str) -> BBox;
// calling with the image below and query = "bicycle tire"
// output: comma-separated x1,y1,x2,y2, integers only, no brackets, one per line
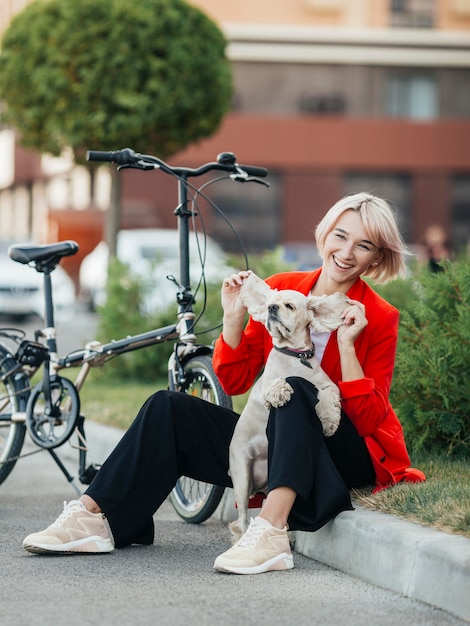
169,354,231,524
26,376,80,449
0,343,29,485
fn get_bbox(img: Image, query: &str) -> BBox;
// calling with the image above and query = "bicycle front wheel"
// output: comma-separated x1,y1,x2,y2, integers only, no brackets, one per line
0,344,29,485
169,354,231,524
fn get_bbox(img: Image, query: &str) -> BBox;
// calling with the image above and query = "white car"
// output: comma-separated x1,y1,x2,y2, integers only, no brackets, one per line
280,242,323,271
0,240,76,321
79,228,231,312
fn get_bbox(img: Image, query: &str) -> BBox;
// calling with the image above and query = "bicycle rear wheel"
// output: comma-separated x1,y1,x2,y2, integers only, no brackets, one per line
169,354,231,524
0,344,29,485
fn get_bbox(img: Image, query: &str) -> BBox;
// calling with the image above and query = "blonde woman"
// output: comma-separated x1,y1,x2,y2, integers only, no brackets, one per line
23,193,425,575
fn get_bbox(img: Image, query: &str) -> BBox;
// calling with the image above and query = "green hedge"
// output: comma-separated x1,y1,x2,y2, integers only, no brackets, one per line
389,258,470,459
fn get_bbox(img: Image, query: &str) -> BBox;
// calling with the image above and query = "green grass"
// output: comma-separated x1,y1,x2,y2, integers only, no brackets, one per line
353,455,470,539
79,374,162,431
80,376,470,539
79,372,250,430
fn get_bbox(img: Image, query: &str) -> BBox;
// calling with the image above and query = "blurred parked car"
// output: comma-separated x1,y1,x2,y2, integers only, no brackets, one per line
0,240,76,321
79,228,232,312
280,242,323,271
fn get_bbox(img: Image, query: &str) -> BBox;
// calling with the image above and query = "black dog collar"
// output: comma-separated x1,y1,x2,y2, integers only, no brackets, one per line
273,345,316,369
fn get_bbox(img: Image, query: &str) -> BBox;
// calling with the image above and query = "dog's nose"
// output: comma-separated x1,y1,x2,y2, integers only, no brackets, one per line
268,304,279,314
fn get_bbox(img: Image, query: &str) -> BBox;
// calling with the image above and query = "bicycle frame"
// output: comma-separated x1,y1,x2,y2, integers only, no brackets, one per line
0,148,268,508
0,236,204,493
1,219,208,492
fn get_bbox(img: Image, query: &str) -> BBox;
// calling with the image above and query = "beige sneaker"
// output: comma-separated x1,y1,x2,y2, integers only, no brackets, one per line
23,500,114,554
214,516,294,575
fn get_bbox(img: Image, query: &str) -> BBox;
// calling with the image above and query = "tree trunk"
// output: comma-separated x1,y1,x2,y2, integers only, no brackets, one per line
105,166,122,259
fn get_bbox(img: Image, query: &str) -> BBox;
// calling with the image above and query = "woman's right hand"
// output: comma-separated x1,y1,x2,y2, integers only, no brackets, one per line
221,270,252,317
220,270,252,349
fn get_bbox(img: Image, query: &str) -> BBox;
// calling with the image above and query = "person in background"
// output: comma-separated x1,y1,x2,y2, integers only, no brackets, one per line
422,224,451,273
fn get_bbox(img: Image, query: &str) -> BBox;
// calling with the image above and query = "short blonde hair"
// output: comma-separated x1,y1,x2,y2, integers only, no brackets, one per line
315,192,408,283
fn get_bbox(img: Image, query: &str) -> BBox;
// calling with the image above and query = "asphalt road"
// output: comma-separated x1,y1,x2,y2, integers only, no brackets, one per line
0,306,99,356
0,309,467,625
1,445,467,625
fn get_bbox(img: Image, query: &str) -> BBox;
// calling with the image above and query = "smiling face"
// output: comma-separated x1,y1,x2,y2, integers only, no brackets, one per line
320,210,382,293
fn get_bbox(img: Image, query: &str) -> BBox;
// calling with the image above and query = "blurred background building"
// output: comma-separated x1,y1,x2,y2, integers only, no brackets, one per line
0,0,469,284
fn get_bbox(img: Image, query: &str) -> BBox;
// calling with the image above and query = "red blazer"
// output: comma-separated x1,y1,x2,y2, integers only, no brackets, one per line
213,269,425,492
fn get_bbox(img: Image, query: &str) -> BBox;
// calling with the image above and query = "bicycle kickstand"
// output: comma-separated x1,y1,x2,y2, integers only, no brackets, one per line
46,448,83,496
75,415,101,486
46,415,101,495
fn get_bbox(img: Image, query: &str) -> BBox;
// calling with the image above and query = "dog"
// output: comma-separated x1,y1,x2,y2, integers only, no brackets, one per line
228,272,349,541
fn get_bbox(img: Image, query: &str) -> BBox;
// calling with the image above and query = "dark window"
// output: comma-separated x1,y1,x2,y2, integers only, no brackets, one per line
299,94,346,115
451,176,470,252
343,173,411,241
209,172,281,254
390,0,435,28
385,73,438,119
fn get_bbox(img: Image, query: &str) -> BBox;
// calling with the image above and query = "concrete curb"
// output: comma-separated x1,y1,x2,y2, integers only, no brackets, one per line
293,506,470,623
76,421,470,623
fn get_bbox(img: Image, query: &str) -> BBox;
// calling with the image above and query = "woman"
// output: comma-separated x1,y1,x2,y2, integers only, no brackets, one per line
23,192,425,574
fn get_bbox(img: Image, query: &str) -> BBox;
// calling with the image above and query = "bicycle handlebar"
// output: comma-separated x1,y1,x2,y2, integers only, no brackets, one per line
86,148,138,165
86,148,268,179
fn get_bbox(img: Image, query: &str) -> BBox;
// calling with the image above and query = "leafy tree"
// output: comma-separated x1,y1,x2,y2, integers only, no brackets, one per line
0,0,233,252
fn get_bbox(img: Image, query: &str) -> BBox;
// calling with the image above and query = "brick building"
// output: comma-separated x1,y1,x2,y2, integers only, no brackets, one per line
0,0,469,282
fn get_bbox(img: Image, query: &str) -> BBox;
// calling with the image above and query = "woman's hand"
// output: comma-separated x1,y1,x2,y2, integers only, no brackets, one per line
337,299,368,382
337,299,368,347
220,270,252,349
221,270,252,318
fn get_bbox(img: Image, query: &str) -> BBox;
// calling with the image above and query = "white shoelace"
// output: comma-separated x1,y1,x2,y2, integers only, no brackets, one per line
50,500,85,528
237,518,268,550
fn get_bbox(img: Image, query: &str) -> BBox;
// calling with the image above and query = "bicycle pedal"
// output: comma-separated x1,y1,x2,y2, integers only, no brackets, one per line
79,463,101,485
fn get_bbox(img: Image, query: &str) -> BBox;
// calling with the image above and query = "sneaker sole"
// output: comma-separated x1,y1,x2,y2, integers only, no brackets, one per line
214,552,294,575
23,536,114,555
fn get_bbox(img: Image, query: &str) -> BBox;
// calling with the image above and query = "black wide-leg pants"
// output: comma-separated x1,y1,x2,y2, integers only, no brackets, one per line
86,379,375,548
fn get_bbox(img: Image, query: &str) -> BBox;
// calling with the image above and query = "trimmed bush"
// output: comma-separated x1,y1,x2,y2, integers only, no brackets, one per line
390,258,470,458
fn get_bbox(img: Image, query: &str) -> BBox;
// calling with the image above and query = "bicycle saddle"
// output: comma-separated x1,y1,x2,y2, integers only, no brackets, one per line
8,240,79,272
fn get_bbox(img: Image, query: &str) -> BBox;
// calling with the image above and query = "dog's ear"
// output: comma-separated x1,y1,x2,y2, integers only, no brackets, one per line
239,272,272,322
307,292,349,332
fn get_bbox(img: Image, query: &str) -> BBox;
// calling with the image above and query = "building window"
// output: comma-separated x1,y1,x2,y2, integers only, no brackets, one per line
390,0,436,28
299,93,346,115
343,173,411,241
209,172,281,254
451,176,470,253
385,73,438,119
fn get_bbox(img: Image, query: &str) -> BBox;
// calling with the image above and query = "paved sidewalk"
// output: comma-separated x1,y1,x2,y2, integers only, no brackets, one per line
215,490,470,622
72,420,470,623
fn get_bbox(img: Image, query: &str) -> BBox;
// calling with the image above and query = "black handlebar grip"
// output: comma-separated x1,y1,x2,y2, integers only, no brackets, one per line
86,148,139,165
86,150,115,162
239,164,268,178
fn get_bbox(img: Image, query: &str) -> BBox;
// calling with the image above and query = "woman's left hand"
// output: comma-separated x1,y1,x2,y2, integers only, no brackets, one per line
337,299,368,346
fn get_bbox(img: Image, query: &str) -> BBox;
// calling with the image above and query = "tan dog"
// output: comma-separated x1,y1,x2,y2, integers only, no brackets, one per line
228,272,349,541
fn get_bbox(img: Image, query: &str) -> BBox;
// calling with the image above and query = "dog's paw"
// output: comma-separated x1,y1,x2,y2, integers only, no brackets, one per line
316,391,341,437
264,378,293,408
320,417,341,437
228,519,245,544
